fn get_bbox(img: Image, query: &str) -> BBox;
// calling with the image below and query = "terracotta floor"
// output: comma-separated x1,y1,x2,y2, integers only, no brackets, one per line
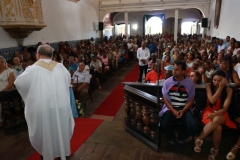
1,60,240,160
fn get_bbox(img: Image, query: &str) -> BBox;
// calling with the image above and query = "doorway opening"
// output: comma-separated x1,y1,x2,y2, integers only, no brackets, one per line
181,21,196,35
145,17,162,35
115,24,130,36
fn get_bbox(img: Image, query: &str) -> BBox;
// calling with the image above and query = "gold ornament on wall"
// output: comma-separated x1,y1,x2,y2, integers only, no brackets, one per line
21,0,36,20
3,0,16,20
0,0,46,46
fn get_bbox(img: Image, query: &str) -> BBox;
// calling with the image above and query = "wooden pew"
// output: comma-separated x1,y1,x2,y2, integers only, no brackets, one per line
123,82,240,152
0,88,26,134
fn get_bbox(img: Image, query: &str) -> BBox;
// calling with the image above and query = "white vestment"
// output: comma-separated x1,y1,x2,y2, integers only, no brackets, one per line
14,59,75,160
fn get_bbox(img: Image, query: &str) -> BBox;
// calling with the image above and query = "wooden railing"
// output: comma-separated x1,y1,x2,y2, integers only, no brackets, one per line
0,88,26,134
123,82,240,151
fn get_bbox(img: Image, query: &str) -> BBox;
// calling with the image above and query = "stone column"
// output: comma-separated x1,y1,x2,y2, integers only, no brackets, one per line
197,22,201,35
124,11,128,40
174,9,178,42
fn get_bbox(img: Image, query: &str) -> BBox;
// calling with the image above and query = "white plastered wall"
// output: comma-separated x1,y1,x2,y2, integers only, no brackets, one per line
0,0,99,48
208,0,240,40
113,9,201,36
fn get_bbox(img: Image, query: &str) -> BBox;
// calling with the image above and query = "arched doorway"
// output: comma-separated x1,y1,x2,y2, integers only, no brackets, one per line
181,21,197,35
114,23,130,36
145,17,162,35
102,12,118,39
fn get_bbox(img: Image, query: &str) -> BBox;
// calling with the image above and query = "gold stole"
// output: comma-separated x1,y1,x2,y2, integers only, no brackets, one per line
35,60,58,72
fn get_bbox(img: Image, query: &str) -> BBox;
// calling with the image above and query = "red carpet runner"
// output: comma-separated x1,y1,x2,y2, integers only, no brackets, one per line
28,118,103,160
93,64,139,116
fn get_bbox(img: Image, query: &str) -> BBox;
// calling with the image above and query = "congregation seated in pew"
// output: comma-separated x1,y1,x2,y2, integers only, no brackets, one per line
194,70,237,160
2,32,240,159
0,56,15,128
71,62,91,110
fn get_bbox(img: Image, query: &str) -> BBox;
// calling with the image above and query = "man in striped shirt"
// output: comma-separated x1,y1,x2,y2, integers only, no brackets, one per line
159,61,198,151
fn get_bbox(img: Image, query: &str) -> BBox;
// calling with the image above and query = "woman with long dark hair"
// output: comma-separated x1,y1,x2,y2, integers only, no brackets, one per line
194,70,236,160
52,51,62,63
161,54,172,70
220,55,240,88
189,70,202,85
84,54,91,67
0,56,15,127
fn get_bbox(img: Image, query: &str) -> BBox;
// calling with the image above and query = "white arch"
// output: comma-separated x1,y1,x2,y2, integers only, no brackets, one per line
99,4,210,21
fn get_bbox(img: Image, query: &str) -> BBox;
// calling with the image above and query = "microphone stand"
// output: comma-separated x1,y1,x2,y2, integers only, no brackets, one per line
157,45,160,111
75,75,79,89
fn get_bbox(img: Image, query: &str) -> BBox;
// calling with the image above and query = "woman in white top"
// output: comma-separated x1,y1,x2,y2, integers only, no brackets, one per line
233,42,240,56
0,56,15,127
186,52,195,68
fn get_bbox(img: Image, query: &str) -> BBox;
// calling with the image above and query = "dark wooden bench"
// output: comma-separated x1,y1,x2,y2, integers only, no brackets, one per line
123,82,240,151
0,88,26,134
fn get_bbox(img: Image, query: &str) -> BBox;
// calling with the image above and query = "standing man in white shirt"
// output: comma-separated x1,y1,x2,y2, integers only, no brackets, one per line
127,39,134,60
137,42,150,82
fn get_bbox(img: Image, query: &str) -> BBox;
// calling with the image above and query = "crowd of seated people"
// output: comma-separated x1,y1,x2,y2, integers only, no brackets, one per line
138,33,240,160
0,36,143,123
141,34,240,87
2,33,240,159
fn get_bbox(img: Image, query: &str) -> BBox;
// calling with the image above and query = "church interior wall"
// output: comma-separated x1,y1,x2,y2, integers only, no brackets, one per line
208,0,240,40
2,0,240,49
0,0,99,49
113,9,201,36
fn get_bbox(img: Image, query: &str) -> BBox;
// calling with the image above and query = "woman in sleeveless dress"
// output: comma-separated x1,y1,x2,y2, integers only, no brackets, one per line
194,70,236,160
0,56,15,128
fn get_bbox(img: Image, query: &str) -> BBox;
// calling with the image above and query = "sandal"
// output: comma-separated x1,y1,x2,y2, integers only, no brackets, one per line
208,148,219,160
226,145,240,160
194,138,203,153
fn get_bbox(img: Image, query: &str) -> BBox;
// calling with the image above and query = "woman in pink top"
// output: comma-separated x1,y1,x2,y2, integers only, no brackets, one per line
101,52,109,72
115,48,123,69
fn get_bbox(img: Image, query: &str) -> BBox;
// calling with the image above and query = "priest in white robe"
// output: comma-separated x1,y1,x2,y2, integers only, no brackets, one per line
15,45,75,160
